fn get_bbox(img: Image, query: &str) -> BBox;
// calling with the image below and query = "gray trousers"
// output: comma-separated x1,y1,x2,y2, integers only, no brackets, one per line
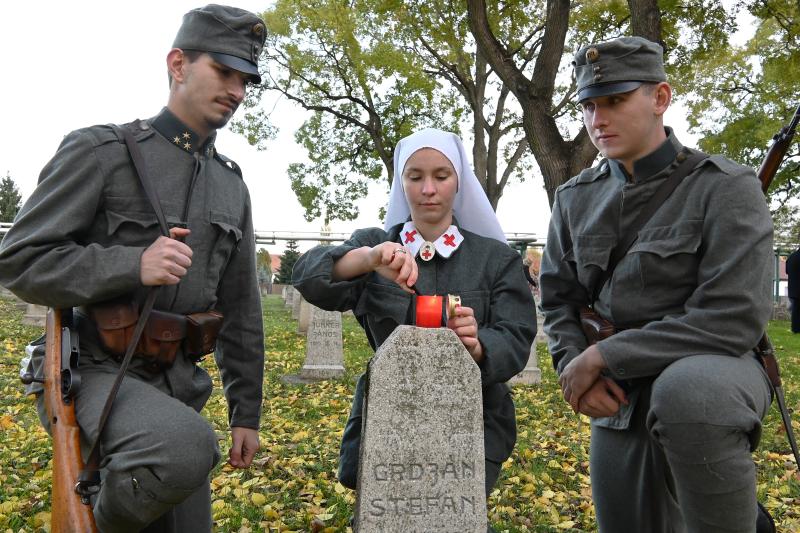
37,358,220,533
590,354,771,533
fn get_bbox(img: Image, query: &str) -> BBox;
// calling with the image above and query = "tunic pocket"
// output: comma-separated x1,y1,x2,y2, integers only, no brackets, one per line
627,221,702,297
105,209,160,248
206,211,243,288
569,234,615,294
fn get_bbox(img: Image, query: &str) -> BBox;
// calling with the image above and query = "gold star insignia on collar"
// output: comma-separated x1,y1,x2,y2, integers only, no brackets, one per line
183,142,191,150
182,132,191,139
173,136,181,144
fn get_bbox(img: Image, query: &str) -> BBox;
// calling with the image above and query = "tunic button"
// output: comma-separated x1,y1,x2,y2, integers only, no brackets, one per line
617,368,626,375
676,152,687,163
139,122,150,131
594,74,603,81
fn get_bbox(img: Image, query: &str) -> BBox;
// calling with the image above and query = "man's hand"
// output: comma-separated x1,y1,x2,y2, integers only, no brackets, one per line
369,242,418,294
447,305,484,364
140,227,193,286
577,376,628,418
229,427,259,468
559,344,607,412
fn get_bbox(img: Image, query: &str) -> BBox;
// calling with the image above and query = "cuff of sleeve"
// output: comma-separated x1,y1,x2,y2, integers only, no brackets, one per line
229,414,260,430
595,337,630,380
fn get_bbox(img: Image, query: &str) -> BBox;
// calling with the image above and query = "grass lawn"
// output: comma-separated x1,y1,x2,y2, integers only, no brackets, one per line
0,294,797,531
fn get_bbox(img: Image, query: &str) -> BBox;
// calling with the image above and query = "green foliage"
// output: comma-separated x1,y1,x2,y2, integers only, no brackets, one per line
247,0,460,222
274,240,300,284
0,172,22,223
685,0,799,215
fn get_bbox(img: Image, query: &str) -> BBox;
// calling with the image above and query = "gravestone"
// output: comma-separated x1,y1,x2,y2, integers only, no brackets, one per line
282,307,345,383
292,292,303,320
508,343,542,386
22,303,47,327
355,326,487,532
281,286,288,301
285,286,295,309
298,298,312,334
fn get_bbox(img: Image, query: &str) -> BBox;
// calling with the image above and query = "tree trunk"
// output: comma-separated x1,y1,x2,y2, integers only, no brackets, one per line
628,0,662,43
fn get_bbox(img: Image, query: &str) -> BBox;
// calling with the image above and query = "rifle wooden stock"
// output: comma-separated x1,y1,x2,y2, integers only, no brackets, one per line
43,308,97,532
757,104,800,194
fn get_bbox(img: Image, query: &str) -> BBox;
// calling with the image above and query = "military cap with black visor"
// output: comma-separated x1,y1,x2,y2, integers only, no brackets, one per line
173,4,266,83
573,36,666,102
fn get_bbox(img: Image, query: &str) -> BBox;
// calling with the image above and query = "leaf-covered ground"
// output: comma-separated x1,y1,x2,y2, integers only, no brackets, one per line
0,295,798,532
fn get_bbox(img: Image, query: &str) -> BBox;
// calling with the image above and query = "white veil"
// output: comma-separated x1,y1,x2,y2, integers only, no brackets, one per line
383,128,507,243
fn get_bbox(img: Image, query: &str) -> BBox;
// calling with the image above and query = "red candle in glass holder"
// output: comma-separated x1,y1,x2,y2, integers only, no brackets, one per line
415,295,443,328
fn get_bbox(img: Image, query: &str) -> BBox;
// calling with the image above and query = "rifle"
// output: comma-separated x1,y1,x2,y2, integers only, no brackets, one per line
43,308,97,532
754,104,800,469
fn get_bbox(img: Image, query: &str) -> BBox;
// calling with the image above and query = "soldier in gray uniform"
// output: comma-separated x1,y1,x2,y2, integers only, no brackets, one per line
539,37,774,532
0,5,266,532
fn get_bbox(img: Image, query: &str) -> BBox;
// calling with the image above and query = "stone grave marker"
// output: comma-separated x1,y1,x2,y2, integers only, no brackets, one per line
285,286,295,309
22,303,47,327
281,285,288,301
298,298,312,334
292,292,303,320
282,307,345,383
355,326,487,532
508,342,542,386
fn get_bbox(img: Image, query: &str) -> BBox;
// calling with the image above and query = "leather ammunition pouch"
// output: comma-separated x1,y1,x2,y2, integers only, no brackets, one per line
88,300,223,370
579,306,616,345
185,310,223,361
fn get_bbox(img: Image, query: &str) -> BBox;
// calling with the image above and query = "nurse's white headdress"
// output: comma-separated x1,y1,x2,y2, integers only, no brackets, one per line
383,128,507,243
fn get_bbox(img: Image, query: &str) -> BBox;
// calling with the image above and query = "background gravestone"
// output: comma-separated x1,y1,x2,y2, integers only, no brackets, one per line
292,292,303,319
281,285,288,301
22,303,47,327
285,286,295,309
282,307,345,383
508,343,542,386
355,326,487,532
297,298,312,334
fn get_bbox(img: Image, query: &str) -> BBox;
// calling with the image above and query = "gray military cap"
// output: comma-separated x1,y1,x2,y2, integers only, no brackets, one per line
573,36,666,102
173,4,266,83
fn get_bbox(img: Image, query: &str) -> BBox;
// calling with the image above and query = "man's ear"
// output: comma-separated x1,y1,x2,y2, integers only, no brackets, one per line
166,48,187,85
654,81,672,117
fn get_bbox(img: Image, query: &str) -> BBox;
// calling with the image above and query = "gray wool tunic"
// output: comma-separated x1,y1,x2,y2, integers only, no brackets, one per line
539,129,773,427
292,223,537,463
0,109,265,429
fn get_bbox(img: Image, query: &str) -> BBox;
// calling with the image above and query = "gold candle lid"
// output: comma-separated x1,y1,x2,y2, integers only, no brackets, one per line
447,294,461,319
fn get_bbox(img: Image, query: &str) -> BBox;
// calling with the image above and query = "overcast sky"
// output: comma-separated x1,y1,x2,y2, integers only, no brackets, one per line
1,1,718,255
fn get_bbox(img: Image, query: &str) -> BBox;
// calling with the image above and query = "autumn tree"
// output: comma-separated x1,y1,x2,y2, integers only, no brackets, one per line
274,240,301,284
685,0,799,220
466,0,737,206
252,0,458,222
0,172,22,223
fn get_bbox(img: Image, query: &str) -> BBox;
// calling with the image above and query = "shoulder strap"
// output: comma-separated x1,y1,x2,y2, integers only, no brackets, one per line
119,124,170,237
76,125,167,501
591,150,708,304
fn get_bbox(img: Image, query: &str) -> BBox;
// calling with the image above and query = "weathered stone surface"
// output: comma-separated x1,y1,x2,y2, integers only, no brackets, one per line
285,286,295,309
281,286,288,301
298,298,312,334
22,303,47,327
292,292,303,320
355,326,487,533
535,314,548,344
508,343,542,386
282,307,345,384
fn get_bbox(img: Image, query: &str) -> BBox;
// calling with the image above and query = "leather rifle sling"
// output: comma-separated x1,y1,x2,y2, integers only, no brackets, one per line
590,150,708,304
76,124,171,501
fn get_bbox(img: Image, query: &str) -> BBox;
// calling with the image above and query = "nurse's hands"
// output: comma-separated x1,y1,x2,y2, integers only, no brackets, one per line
448,305,484,364
369,242,418,294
